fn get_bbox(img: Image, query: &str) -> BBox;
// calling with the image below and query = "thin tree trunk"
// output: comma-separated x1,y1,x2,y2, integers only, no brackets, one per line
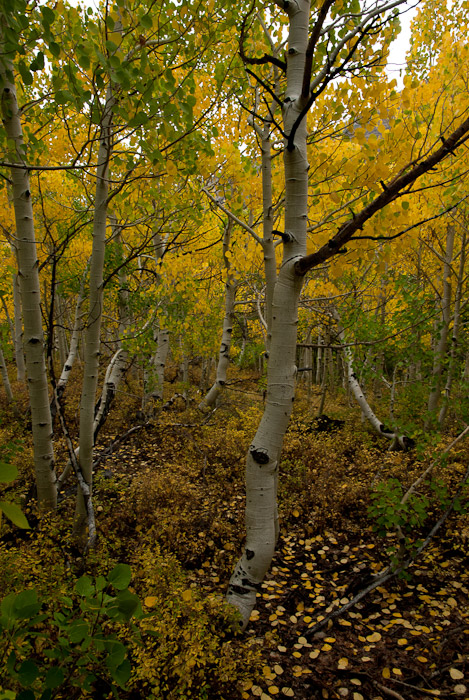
56,267,87,397
0,38,56,509
315,333,323,384
0,343,13,402
199,219,237,410
333,308,412,450
74,85,114,541
11,267,26,382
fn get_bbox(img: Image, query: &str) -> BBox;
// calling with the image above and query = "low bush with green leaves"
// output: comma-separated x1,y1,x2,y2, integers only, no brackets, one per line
0,564,140,700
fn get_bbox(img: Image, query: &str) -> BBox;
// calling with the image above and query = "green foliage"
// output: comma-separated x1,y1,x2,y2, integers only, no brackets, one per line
0,461,29,531
0,564,141,699
368,478,429,536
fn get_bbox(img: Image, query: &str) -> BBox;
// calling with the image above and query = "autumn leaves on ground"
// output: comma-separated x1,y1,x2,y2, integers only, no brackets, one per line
1,372,468,700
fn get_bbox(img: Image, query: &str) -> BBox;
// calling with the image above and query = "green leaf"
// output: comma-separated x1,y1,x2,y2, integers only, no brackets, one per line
41,6,55,25
55,90,71,106
17,691,35,700
113,659,131,688
13,589,41,619
18,62,33,86
140,14,152,29
106,40,118,53
0,462,18,483
129,111,148,127
95,576,107,592
108,564,131,590
48,42,61,58
104,639,126,668
75,575,94,596
18,660,39,686
67,619,89,643
44,666,64,689
0,501,30,529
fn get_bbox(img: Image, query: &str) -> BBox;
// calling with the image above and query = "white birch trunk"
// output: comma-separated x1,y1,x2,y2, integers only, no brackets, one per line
0,47,56,509
227,1,310,627
12,261,26,382
333,309,411,450
151,328,169,400
0,343,13,402
57,268,86,395
199,219,237,410
74,86,114,539
315,333,323,384
257,121,277,351
92,217,129,432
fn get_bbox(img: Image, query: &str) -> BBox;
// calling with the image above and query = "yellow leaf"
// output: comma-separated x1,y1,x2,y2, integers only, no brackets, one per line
382,668,391,679
166,160,177,177
292,509,299,517
182,589,192,602
144,596,157,607
338,658,349,669
268,688,279,695
366,632,381,643
450,668,464,680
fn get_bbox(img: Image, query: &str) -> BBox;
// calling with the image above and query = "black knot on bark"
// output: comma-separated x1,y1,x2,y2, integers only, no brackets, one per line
250,446,269,464
245,549,255,560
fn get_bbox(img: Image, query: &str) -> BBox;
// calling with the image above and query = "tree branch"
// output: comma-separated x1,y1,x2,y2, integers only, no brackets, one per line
295,115,469,275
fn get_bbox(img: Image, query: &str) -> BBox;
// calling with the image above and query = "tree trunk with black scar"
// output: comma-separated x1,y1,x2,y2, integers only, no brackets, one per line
226,0,310,627
0,37,56,509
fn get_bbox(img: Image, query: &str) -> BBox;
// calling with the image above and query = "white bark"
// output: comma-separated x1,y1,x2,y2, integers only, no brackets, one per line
11,257,26,382
315,333,323,384
74,85,114,539
0,45,56,509
227,1,310,626
199,219,237,410
57,270,86,394
333,308,412,450
151,328,169,400
92,217,129,431
0,343,13,402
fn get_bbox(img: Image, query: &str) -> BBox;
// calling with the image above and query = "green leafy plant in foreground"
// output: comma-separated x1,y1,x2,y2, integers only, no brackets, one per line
0,564,141,699
0,461,29,531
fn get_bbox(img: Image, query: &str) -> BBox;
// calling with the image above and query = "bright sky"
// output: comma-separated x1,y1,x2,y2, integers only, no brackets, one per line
386,0,420,87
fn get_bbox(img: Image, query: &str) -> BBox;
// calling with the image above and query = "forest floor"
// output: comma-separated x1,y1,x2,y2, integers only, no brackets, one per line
1,370,468,699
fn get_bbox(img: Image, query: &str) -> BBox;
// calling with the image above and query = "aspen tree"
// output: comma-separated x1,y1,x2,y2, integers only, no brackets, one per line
227,0,469,628
0,11,56,509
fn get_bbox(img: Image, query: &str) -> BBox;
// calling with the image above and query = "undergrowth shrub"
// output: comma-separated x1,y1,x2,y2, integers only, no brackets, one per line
128,545,262,699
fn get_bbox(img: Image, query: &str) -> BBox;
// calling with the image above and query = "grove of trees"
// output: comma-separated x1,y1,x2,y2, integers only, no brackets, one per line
0,0,468,697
